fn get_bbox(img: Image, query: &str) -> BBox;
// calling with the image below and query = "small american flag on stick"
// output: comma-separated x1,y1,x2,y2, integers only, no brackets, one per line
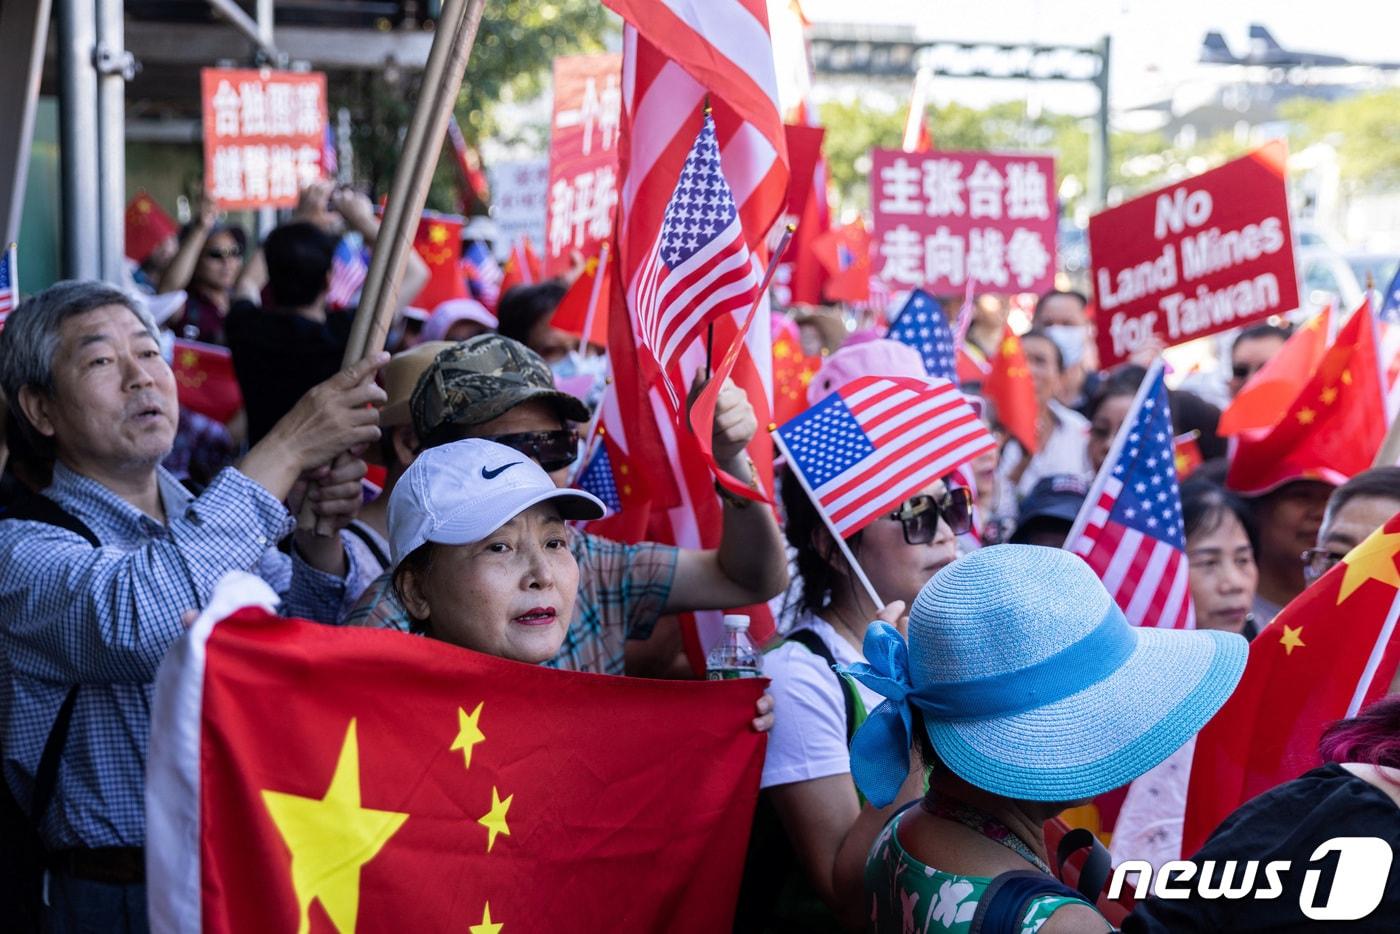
0,242,17,326
1065,359,1195,629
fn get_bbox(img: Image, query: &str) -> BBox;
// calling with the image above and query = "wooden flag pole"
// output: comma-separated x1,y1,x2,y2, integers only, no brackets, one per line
771,428,885,611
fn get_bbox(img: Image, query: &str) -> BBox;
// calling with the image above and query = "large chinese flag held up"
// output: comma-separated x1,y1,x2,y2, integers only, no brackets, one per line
1182,512,1400,856
147,584,766,933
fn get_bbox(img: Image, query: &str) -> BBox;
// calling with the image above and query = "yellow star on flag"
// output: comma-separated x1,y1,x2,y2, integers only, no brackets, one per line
1279,624,1306,655
451,702,486,770
1000,337,1018,356
1296,407,1316,425
470,902,504,934
478,786,513,852
1341,369,1353,386
1336,526,1400,604
178,349,198,368
428,223,448,245
774,341,792,360
261,719,409,934
1320,385,1338,405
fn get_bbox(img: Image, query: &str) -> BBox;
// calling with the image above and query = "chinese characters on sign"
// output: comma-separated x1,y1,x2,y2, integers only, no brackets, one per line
1087,142,1298,368
870,150,1058,297
488,159,549,254
546,54,622,276
201,68,328,210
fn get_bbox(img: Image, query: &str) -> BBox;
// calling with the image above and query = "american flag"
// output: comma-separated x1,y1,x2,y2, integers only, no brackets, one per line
774,375,996,538
0,242,18,325
320,124,338,178
886,289,958,382
631,111,757,394
462,239,503,310
326,238,368,310
1380,264,1400,324
574,438,622,514
1066,361,1195,629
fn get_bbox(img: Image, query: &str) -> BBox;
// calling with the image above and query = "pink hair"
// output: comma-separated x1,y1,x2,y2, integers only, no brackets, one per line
1318,695,1400,769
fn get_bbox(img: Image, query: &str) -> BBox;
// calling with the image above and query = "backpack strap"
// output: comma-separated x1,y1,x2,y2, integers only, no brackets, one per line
1,494,99,547
970,870,1092,934
1056,826,1113,904
782,628,856,741
344,520,390,570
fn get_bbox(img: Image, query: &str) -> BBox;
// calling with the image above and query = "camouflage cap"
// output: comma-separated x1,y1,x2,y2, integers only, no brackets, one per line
409,333,591,440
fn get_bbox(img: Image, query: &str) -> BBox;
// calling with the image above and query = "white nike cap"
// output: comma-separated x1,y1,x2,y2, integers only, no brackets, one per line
387,438,605,567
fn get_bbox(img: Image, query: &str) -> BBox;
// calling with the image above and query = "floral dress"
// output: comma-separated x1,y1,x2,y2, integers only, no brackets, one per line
865,808,1111,934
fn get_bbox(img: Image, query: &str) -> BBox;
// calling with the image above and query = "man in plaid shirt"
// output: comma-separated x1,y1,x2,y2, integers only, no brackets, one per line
345,335,790,677
0,281,386,931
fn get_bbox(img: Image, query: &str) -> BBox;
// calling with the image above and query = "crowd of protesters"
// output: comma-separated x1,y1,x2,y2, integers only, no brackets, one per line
2,182,1399,933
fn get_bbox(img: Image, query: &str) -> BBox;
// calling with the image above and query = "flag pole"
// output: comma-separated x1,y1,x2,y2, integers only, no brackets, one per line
577,240,610,359
569,375,611,487
1063,356,1167,549
772,428,885,611
1372,400,1400,468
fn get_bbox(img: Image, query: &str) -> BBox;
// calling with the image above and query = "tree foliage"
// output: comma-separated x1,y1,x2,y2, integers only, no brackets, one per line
1281,88,1400,190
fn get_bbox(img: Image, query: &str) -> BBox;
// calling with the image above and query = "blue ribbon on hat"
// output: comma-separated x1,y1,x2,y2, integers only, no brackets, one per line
839,605,1136,807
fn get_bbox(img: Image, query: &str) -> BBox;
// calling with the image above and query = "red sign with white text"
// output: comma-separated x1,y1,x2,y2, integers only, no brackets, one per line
200,68,327,210
546,54,622,276
1088,142,1298,368
871,149,1057,297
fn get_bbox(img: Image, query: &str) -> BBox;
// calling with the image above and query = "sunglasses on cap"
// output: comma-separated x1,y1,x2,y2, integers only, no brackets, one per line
886,487,972,544
204,246,242,261
482,429,580,473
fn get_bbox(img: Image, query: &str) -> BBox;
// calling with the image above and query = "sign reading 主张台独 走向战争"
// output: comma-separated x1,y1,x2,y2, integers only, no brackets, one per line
1088,141,1299,368
200,68,328,211
546,53,622,277
870,149,1058,298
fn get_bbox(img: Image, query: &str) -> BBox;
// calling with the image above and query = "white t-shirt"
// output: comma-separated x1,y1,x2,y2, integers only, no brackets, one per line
760,615,886,790
998,399,1093,498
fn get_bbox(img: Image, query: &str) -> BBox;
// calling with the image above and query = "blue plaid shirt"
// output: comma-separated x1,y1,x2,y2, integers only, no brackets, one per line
0,462,368,849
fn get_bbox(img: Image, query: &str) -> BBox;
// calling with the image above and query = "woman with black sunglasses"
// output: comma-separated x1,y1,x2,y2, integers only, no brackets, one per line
741,472,967,931
160,198,246,345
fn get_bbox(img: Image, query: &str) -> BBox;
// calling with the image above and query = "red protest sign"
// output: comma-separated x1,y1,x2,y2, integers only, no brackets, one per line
1088,142,1298,368
546,54,622,276
871,149,1057,297
201,68,327,210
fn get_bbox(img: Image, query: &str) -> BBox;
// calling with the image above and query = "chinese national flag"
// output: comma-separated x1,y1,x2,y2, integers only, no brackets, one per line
981,326,1039,455
770,313,820,426
498,236,543,297
1173,432,1205,480
171,339,243,423
811,221,872,304
551,250,610,348
148,598,765,933
124,192,178,263
1182,512,1400,856
1217,307,1330,437
411,214,468,310
1227,302,1386,495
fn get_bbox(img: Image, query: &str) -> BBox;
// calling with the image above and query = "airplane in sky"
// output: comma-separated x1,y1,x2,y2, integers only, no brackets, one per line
1201,24,1400,69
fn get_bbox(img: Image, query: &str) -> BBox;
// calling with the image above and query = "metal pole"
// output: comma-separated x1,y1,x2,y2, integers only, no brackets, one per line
0,0,53,248
1091,34,1112,209
95,0,130,283
58,0,101,280
255,0,277,238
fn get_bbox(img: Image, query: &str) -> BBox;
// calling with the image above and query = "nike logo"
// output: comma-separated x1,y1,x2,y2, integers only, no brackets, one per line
481,461,523,480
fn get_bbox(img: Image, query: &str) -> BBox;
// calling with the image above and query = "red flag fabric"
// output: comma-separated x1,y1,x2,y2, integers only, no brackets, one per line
771,314,821,426
497,236,543,297
411,214,468,310
1217,307,1330,437
171,339,243,423
1173,432,1205,480
124,192,178,263
1227,302,1387,495
781,123,830,307
447,115,490,212
148,600,766,932
811,221,872,304
551,251,610,348
980,326,1039,455
1182,512,1400,855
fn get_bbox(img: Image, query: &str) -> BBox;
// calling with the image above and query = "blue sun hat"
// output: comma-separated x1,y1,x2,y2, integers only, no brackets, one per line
842,544,1247,806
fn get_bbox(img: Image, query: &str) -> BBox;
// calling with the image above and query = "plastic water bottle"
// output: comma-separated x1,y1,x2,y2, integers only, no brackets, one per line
706,614,763,680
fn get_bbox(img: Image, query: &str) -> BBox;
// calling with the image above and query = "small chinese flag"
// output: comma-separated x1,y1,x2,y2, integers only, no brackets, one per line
551,250,610,348
411,214,468,310
811,221,872,304
124,192,178,263
1183,510,1400,856
1227,301,1386,495
171,339,243,424
980,326,1039,455
497,236,543,297
771,314,820,426
1217,307,1330,437
1173,431,1205,481
148,593,765,932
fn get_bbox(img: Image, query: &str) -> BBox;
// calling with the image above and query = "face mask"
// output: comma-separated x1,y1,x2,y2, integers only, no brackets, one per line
1042,324,1089,369
550,350,609,407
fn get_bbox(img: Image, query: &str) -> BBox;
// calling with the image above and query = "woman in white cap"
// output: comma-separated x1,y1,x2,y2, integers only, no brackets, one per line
845,545,1247,933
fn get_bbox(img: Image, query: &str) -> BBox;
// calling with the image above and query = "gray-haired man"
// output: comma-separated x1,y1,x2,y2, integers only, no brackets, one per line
0,280,386,932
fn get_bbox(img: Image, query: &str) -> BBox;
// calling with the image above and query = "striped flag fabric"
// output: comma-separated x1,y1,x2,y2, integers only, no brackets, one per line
0,243,16,326
774,375,996,539
574,439,623,514
1379,263,1400,324
326,237,368,310
1065,361,1195,629
886,289,959,383
462,240,503,310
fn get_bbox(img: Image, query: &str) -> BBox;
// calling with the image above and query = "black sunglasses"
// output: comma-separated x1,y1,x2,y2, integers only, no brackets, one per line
483,429,580,473
1232,363,1260,381
204,247,242,261
886,488,972,544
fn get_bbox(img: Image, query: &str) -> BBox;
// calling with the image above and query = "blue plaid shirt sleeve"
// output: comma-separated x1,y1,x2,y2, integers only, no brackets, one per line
0,467,302,684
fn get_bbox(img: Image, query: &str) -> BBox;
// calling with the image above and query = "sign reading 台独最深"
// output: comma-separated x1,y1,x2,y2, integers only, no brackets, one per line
871,149,1058,298
200,68,328,211
1088,141,1298,368
546,54,622,276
